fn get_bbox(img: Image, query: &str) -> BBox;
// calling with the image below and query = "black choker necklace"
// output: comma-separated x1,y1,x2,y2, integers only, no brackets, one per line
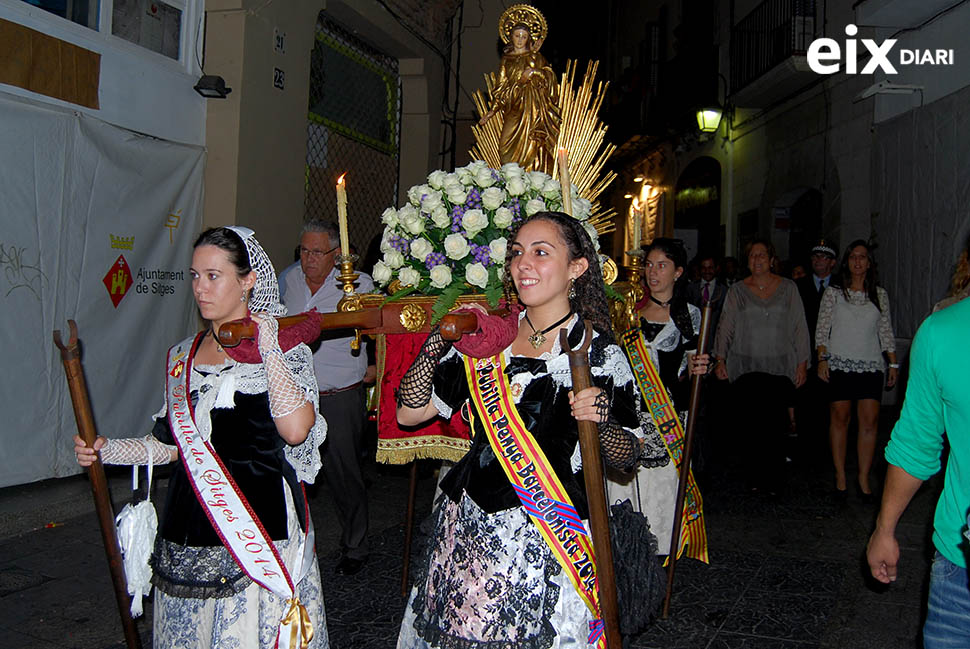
207,328,225,353
649,294,672,308
524,311,573,349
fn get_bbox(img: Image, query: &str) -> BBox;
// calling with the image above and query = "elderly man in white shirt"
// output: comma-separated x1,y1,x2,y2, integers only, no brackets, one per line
283,219,374,576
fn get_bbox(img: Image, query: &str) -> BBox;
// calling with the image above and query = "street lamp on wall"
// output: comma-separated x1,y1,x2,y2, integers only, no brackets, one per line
696,106,723,133
696,72,731,135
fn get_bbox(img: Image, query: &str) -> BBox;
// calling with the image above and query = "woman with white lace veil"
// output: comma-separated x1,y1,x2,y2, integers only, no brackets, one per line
74,226,329,648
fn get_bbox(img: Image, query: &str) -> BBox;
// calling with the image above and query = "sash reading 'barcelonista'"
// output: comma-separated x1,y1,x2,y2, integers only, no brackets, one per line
166,333,314,649
464,354,607,647
621,328,708,564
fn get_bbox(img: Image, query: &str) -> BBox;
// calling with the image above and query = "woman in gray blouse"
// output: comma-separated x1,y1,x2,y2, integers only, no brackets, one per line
816,240,898,502
713,239,811,491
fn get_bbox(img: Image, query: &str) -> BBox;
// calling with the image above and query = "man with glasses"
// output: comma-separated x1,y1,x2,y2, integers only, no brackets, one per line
282,219,374,575
796,241,838,347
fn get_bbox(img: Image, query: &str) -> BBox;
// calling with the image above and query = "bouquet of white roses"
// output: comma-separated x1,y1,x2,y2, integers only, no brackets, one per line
374,160,599,320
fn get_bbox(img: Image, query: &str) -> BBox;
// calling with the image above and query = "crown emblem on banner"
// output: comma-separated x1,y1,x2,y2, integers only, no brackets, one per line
110,234,135,250
165,210,182,244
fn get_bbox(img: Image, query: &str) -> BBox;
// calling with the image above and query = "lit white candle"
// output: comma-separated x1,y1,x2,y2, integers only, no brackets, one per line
557,148,573,216
632,198,641,247
336,173,349,257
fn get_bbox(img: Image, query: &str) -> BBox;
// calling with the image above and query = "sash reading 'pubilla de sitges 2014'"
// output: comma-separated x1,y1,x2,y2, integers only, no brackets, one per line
166,333,314,649
621,327,708,564
464,354,607,648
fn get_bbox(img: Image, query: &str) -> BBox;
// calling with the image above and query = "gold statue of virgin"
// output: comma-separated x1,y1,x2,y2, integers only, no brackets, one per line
477,5,559,174
470,4,618,244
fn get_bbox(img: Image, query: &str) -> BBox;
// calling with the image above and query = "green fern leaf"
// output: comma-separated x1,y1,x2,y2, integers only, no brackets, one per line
430,284,464,324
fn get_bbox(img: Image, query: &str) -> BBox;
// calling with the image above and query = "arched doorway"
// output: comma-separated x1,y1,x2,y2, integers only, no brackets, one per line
674,157,722,262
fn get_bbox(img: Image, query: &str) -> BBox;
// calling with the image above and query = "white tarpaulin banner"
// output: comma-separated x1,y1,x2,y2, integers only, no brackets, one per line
0,92,204,488
871,83,970,339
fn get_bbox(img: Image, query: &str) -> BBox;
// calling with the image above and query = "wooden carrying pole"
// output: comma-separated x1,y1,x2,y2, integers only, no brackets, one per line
559,323,622,648
662,303,713,618
217,309,483,347
400,461,418,596
53,320,143,649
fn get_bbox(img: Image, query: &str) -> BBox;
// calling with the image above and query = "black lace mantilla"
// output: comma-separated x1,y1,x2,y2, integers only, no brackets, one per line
408,498,562,649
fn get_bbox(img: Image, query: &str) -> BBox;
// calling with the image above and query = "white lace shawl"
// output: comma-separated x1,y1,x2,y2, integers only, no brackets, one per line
153,342,327,484
640,303,701,378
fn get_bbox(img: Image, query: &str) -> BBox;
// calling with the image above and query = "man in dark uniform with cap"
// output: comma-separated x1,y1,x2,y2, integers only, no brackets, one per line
796,241,838,344
794,241,839,459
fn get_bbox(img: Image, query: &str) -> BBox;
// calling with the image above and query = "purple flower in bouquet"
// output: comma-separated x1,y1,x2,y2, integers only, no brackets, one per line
425,251,447,270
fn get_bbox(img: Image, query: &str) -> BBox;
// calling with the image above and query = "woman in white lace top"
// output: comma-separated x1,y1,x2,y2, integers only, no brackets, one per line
816,240,897,501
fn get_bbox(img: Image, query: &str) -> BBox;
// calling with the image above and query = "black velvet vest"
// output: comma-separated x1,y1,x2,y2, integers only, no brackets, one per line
153,388,307,546
436,321,639,519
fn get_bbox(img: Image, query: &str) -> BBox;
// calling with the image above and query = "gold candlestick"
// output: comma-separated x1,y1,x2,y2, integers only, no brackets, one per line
336,253,362,352
624,247,645,288
607,249,646,335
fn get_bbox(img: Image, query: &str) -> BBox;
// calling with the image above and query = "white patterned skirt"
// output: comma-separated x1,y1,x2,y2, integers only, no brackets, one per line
398,492,593,649
153,483,328,649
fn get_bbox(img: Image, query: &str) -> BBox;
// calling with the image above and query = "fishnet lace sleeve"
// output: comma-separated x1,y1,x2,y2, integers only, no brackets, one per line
280,343,327,484
255,314,309,419
396,327,453,410
598,417,640,471
586,388,640,471
100,435,176,465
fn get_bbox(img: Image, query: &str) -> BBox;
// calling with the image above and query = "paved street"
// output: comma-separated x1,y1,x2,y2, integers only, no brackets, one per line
0,412,939,649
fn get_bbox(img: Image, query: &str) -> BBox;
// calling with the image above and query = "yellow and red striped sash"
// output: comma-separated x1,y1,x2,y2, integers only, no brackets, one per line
464,354,607,647
621,328,709,564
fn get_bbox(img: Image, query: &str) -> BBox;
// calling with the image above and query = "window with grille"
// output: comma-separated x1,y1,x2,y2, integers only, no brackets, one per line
305,14,401,270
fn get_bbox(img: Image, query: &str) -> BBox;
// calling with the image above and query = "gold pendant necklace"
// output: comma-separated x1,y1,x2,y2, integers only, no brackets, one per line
207,328,224,354
525,311,573,349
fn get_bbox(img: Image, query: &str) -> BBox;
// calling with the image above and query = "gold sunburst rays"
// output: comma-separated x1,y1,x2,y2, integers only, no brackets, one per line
470,72,503,170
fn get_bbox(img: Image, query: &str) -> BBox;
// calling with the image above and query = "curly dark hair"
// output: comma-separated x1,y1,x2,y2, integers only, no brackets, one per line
194,227,251,277
502,211,614,338
839,239,882,310
642,238,695,343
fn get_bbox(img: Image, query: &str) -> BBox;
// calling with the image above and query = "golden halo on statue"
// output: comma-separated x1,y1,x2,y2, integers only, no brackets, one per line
601,256,618,286
499,4,548,45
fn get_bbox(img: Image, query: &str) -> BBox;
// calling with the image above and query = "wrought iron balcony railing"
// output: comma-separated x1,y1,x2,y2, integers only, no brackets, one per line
730,0,816,92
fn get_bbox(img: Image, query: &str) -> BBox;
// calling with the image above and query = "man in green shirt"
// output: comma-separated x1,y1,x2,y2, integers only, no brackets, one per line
867,296,970,648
